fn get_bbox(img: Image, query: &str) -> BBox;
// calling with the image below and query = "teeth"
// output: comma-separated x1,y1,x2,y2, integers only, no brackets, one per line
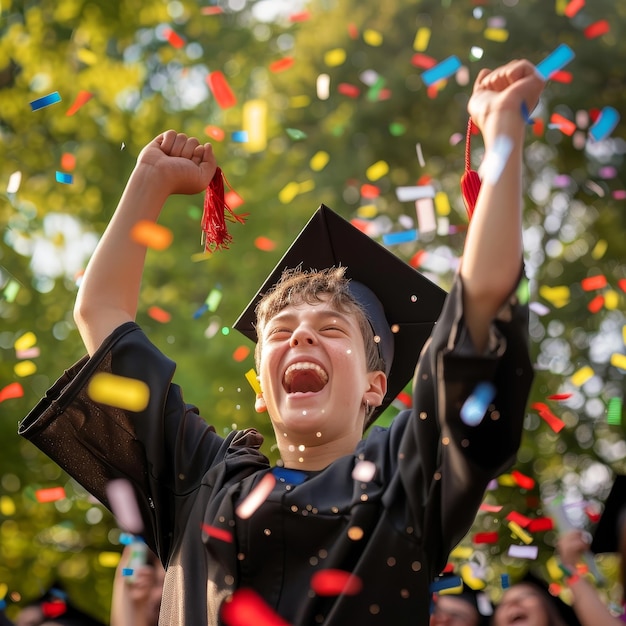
284,362,328,383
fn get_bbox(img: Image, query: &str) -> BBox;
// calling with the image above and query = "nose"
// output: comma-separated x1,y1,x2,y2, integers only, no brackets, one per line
289,325,316,347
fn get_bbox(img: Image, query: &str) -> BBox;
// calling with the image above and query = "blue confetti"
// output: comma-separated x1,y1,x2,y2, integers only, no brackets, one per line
589,106,620,141
535,44,575,80
122,567,134,577
55,171,73,184
421,55,462,86
271,466,309,485
231,130,249,142
382,229,418,246
30,91,62,111
429,575,462,593
460,381,496,426
501,573,510,589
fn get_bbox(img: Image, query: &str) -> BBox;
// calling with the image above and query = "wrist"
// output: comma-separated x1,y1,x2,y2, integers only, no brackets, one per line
480,109,527,147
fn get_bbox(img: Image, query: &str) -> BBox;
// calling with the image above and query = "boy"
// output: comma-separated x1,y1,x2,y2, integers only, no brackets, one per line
19,59,543,624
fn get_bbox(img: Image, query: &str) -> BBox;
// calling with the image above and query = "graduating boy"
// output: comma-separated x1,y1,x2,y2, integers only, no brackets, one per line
19,59,543,625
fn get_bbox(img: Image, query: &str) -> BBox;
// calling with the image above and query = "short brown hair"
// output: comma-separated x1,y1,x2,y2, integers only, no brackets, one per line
254,266,385,377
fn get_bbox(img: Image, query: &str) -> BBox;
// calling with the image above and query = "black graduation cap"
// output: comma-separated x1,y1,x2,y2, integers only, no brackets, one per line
590,474,626,554
233,205,447,423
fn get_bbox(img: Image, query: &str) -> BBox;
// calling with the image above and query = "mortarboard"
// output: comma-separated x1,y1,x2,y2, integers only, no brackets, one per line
233,204,447,424
590,473,626,554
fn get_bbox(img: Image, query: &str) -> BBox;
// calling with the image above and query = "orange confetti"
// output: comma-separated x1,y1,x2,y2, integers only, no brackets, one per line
532,118,545,137
65,90,93,116
201,6,223,14
36,486,66,503
205,125,226,141
201,523,233,543
221,588,290,626
511,470,535,490
233,346,250,362
584,20,609,39
409,250,427,268
164,28,185,48
564,0,585,17
618,279,626,293
225,190,244,210
207,71,237,109
269,58,294,73
581,275,607,291
254,237,276,252
130,220,173,250
550,113,577,136
360,184,380,199
587,294,604,313
289,11,310,22
310,569,363,596
61,153,76,171
147,306,171,323
347,23,359,39
0,382,24,403
532,402,566,433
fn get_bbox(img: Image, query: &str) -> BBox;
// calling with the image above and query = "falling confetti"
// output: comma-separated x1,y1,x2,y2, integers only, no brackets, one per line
87,372,150,412
105,478,143,534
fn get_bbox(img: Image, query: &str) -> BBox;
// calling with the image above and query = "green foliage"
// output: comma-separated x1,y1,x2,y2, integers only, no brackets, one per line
1,0,626,620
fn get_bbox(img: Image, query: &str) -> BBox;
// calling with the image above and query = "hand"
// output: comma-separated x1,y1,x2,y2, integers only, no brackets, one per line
557,529,591,569
467,59,545,135
136,130,217,196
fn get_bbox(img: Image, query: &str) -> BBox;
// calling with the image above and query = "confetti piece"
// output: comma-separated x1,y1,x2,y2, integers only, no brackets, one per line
450,546,473,559
535,44,575,80
460,382,496,426
396,185,435,202
508,521,533,544
549,113,577,136
16,347,39,359
205,288,222,312
352,460,376,482
164,27,185,48
88,372,150,412
55,172,73,184
289,11,310,22
507,511,531,527
130,220,173,250
360,184,380,199
7,170,22,193
233,346,250,362
147,306,171,323
30,91,62,111
484,27,509,42
538,285,570,308
236,472,276,519
0,382,23,403
531,402,566,433
421,55,461,86
221,588,290,626
269,57,294,73
382,229,418,246
324,48,346,67
479,502,503,513
36,486,66,503
286,128,307,141
527,517,554,533
245,369,262,396
460,563,486,590
508,545,538,559
473,532,499,544
571,365,594,387
316,73,330,100
272,467,308,485
99,552,122,567
337,83,360,98
588,295,604,313
365,160,388,181
205,125,226,141
311,569,362,596
430,575,463,593
201,523,233,543
416,198,436,234
65,90,93,116
3,279,21,302
106,478,144,533
610,354,626,370
589,106,620,141
14,331,37,351
581,275,607,291
479,135,513,184
207,71,237,109
200,6,223,14
564,0,585,17
310,151,330,172
511,470,535,490
363,29,383,46
584,20,609,39
607,398,622,425
42,600,67,619
231,131,248,143
243,100,267,153
14,361,36,377
61,153,76,171
413,27,431,51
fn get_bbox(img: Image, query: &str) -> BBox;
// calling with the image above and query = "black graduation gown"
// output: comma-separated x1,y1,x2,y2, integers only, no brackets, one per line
19,275,533,625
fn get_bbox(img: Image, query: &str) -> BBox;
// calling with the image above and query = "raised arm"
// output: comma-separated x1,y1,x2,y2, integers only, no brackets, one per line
460,59,545,351
74,131,217,355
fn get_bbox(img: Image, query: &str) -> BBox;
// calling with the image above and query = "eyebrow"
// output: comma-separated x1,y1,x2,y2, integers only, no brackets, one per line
268,308,355,326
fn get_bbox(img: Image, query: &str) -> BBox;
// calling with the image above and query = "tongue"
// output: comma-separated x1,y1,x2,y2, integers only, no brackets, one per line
287,370,326,393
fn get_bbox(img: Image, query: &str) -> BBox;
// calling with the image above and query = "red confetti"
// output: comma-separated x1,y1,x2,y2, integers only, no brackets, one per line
550,113,577,136
289,11,310,22
506,511,532,527
581,275,607,291
531,402,566,433
409,250,427,269
411,53,437,69
511,470,535,490
527,517,554,533
207,71,237,109
564,0,585,17
547,392,573,401
310,569,363,596
472,531,499,544
61,153,76,171
36,486,66,503
147,306,171,323
360,184,380,199
584,19,610,39
350,218,378,237
479,503,503,513
164,28,185,48
585,504,601,524
269,58,294,73
618,279,626,293
347,23,359,39
201,523,234,543
42,600,67,619
395,390,412,408
233,346,250,362
532,118,545,137
65,90,93,116
587,294,604,314
225,190,245,210
221,589,290,626
201,6,223,15
550,71,573,83
254,236,276,252
236,473,276,520
337,83,360,98
0,382,24,403
205,125,226,141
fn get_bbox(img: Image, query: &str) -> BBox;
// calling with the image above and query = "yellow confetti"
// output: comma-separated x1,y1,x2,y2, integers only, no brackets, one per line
14,361,36,377
605,290,619,310
610,354,626,370
439,575,464,594
87,372,150,412
592,239,608,260
324,48,346,67
363,29,383,46
243,99,267,153
76,48,98,65
547,556,564,581
298,180,315,194
460,563,487,590
310,151,330,171
191,251,213,263
289,95,310,108
508,521,533,545
278,182,300,204
14,331,37,352
497,474,516,487
0,496,15,516
449,545,473,559
413,27,431,51
357,204,378,219
571,366,594,387
366,160,389,181
0,583,7,600
98,551,122,568
484,27,509,42
434,192,451,216
539,285,570,308
245,369,262,394
555,0,568,15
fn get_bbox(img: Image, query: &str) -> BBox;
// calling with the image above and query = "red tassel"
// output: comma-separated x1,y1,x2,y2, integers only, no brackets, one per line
202,167,246,251
460,118,481,220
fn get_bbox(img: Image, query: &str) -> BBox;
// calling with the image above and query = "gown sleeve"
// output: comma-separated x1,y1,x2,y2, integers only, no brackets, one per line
386,269,534,575
18,321,238,559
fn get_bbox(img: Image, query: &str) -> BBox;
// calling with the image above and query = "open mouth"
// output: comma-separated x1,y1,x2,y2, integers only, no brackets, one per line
283,361,329,393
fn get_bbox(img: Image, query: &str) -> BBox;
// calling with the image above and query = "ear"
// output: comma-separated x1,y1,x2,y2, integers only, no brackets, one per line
363,370,387,410
255,393,267,413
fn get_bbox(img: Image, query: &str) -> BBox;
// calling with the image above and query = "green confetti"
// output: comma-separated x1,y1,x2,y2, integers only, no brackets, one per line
607,397,622,425
206,288,222,312
3,279,21,303
389,122,406,136
286,128,307,141
516,278,530,305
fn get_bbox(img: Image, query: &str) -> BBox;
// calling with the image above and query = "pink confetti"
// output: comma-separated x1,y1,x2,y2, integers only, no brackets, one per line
221,588,291,626
236,473,276,519
105,478,143,534
351,460,376,482
36,486,66,503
